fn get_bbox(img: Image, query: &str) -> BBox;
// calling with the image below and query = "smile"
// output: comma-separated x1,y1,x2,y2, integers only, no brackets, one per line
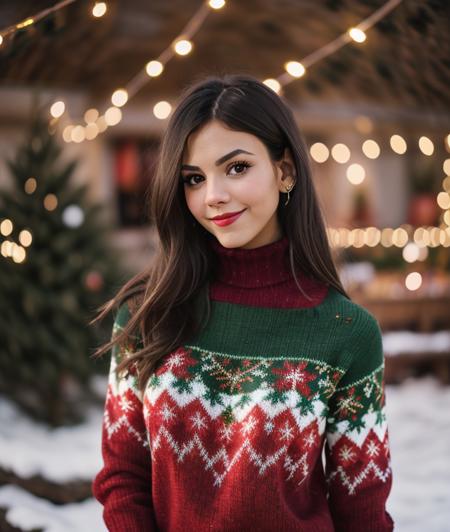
211,209,246,227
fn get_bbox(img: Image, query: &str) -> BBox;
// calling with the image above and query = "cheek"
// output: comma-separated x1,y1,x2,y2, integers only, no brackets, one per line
238,171,279,206
184,189,202,216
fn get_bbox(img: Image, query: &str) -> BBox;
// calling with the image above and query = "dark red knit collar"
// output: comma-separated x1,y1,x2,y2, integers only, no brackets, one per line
208,234,294,288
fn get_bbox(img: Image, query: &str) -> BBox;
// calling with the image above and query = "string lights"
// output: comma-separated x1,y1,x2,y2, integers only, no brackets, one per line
2,0,449,278
263,0,404,92
52,0,405,144
54,0,226,144
0,0,78,46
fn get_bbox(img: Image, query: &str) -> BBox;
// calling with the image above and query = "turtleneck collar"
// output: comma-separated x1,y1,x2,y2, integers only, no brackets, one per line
206,233,330,308
208,234,294,288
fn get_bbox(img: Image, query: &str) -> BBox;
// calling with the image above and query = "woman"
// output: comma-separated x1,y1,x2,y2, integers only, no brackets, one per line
91,74,395,531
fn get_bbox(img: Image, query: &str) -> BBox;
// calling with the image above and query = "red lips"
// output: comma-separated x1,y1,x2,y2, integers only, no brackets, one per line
210,209,246,227
209,209,246,221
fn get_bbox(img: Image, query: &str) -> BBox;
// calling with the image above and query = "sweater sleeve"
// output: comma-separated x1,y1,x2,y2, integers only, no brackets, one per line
324,311,394,531
92,302,157,531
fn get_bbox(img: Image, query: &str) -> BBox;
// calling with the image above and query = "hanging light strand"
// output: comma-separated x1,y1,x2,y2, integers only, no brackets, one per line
274,0,404,87
58,0,225,141
0,0,77,44
125,2,213,100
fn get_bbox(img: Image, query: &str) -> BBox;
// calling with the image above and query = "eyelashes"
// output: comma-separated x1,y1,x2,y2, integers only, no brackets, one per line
181,160,253,187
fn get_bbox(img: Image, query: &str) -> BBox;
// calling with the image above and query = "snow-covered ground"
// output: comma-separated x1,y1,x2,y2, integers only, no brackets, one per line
0,376,449,531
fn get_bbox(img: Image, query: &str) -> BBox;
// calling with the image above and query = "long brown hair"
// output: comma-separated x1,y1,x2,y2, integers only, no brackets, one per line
90,73,350,392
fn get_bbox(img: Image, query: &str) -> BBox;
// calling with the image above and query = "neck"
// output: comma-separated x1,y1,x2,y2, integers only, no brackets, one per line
207,234,329,308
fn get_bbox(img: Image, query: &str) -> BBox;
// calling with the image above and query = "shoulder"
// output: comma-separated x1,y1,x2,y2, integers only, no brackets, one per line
326,287,381,338
326,287,384,386
112,296,143,359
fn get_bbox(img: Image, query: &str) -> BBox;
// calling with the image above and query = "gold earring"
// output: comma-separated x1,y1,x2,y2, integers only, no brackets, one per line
284,182,295,206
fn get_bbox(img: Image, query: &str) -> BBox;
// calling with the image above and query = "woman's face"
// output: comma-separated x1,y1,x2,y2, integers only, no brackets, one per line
181,119,294,249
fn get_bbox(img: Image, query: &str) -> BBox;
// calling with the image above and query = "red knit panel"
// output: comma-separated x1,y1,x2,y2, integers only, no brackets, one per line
209,278,330,308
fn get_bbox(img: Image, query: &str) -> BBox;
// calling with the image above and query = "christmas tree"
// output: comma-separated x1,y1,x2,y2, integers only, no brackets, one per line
0,108,129,426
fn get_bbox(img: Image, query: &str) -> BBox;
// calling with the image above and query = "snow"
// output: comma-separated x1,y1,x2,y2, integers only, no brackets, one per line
383,330,450,356
0,394,104,482
0,485,106,532
0,376,449,531
385,376,450,531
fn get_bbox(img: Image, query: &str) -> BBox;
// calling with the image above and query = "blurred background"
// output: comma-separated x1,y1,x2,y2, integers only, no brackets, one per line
0,0,449,530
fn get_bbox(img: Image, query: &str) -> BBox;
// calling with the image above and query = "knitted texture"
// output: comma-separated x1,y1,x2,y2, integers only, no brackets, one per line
93,235,394,531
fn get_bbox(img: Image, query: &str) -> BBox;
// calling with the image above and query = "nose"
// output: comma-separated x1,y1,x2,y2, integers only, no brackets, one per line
204,176,230,206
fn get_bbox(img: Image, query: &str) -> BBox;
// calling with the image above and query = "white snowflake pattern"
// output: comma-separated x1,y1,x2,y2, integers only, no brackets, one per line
284,368,309,390
279,420,295,441
165,352,185,371
366,440,380,457
339,445,356,463
190,411,207,431
160,403,176,422
264,420,275,434
119,395,133,413
304,432,316,448
241,415,258,436
219,424,234,442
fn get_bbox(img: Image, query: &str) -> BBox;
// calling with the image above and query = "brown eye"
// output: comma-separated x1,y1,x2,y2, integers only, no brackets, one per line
182,174,204,187
228,160,252,175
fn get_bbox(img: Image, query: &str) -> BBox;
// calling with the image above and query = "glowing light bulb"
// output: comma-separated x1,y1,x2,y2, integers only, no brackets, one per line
443,159,450,175
174,39,193,55
0,218,13,236
19,230,32,247
346,163,365,185
71,125,85,143
418,136,434,156
405,272,422,291
284,61,305,78
50,101,65,118
104,106,122,126
84,108,99,124
310,142,329,163
111,89,128,107
362,139,380,159
24,178,37,194
145,60,164,77
85,123,99,140
63,125,73,143
331,143,351,164
348,27,366,43
92,2,107,17
153,101,172,120
263,79,281,93
437,192,450,210
208,0,226,8
390,134,407,154
44,194,58,211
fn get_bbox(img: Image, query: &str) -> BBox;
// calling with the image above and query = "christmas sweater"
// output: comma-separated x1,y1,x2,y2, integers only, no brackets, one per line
92,235,394,531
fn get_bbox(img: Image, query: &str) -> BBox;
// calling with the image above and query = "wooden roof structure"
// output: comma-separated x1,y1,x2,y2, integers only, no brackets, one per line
0,0,449,115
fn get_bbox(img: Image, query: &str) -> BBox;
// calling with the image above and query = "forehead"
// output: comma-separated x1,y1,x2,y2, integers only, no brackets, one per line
182,120,265,163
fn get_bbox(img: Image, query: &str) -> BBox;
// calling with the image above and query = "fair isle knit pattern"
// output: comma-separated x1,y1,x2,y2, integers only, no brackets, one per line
93,235,394,532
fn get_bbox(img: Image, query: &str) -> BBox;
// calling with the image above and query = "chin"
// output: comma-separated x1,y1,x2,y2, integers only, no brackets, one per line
214,232,256,249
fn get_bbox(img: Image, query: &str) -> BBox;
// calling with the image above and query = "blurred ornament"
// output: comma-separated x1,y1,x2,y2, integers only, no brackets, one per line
85,270,104,292
408,194,438,226
62,204,84,228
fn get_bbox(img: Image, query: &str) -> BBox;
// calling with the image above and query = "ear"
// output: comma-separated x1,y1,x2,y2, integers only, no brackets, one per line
275,147,297,192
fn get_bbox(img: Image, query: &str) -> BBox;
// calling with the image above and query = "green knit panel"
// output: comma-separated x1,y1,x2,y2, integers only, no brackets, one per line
189,287,384,388
111,288,385,391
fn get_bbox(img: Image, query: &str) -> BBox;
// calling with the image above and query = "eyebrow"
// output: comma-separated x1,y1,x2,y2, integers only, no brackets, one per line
181,149,255,171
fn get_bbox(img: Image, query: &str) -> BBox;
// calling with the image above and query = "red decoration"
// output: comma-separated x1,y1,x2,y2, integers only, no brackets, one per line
85,270,104,292
407,194,438,226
